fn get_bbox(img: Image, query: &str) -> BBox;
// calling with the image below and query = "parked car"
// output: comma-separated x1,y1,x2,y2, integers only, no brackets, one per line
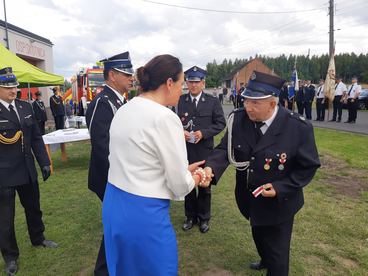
358,89,368,110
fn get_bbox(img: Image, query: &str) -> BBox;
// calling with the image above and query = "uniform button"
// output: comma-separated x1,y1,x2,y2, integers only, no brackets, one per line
237,145,241,148
250,169,254,172
193,116,196,119
251,156,255,160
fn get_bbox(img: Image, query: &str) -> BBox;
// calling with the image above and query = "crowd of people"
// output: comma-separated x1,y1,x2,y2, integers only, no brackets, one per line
278,77,362,123
1,52,323,276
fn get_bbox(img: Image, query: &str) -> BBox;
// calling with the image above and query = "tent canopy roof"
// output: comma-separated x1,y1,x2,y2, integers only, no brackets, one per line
0,43,64,88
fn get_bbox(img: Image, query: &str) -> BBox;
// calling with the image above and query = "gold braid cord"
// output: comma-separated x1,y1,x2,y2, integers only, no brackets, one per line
0,130,23,144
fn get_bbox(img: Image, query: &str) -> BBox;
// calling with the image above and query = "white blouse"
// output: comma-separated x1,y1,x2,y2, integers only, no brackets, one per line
108,96,195,200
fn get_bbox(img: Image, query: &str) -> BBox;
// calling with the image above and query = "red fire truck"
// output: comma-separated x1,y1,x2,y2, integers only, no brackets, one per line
75,66,104,102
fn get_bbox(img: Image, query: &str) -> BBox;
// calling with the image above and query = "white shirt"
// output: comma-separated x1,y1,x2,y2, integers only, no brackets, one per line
347,83,361,99
108,96,195,200
316,85,325,99
189,91,202,107
105,84,126,103
260,105,279,134
334,82,347,96
0,99,20,120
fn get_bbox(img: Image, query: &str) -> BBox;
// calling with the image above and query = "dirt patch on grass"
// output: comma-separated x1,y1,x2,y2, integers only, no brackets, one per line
318,154,367,197
332,255,359,269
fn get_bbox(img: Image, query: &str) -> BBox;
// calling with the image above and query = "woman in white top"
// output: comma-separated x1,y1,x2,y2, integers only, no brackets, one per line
102,54,211,276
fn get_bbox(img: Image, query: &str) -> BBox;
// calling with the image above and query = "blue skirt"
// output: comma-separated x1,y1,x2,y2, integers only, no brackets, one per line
102,183,178,276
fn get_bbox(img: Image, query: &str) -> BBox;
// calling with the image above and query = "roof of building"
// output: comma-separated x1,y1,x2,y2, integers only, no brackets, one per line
0,20,53,45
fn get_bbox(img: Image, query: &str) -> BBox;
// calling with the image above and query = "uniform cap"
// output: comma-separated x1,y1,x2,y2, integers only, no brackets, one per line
241,71,285,99
100,51,134,75
0,67,19,88
184,66,207,82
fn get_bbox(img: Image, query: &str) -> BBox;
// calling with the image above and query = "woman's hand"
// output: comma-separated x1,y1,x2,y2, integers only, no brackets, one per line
188,160,205,173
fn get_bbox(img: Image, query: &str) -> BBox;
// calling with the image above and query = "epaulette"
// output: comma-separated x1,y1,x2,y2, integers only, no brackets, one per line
228,107,245,118
288,111,308,124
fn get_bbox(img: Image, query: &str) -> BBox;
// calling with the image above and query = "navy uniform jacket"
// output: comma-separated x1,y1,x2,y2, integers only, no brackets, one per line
0,99,50,187
206,107,320,226
85,86,126,200
32,99,47,122
303,85,315,102
295,87,304,103
49,95,65,117
177,92,225,163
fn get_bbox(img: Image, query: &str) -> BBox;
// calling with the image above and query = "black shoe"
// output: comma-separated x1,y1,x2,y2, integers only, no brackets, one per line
328,119,336,122
344,121,350,123
249,261,266,270
349,121,356,124
314,119,320,121
5,260,17,276
199,220,210,233
336,119,341,122
182,218,196,231
34,239,58,248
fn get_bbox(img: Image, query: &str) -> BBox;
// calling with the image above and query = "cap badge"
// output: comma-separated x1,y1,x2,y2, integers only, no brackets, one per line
251,72,257,80
193,66,197,72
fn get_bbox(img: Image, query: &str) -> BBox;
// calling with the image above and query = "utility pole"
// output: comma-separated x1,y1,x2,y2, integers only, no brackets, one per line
3,0,9,49
329,0,334,58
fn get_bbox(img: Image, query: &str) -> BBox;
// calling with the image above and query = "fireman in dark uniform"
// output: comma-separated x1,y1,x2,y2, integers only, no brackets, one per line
177,66,226,233
0,67,57,276
205,71,320,275
32,91,47,135
49,86,65,130
85,51,134,276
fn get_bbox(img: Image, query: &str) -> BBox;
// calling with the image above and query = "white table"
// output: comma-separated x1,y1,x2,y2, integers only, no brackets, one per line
43,128,90,171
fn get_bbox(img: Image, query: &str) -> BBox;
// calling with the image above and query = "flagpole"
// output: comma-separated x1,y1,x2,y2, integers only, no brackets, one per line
3,0,10,49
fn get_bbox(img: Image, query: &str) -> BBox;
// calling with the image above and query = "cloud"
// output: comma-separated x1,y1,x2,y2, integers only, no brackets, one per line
3,0,367,79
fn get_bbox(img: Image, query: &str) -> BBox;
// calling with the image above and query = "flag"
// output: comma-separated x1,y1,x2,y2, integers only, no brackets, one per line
288,66,299,100
324,54,336,103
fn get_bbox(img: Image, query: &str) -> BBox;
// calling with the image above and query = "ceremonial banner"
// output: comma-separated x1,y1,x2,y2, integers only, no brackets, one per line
288,67,299,100
324,54,336,103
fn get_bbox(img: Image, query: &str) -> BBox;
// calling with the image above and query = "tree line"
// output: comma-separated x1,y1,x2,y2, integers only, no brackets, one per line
205,53,368,88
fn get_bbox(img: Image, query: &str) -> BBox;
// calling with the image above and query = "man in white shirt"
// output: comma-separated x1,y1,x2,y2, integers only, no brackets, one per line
330,76,347,122
344,76,361,123
315,79,326,121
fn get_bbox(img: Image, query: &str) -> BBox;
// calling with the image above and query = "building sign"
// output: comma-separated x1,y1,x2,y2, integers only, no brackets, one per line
16,40,45,59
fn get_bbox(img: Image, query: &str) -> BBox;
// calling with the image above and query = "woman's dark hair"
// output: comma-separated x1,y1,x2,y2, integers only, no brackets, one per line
136,54,182,92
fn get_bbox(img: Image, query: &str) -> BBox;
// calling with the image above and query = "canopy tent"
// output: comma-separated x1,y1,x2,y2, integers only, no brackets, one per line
0,43,64,88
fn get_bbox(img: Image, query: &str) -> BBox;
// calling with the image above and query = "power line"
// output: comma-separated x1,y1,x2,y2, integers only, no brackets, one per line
141,0,325,14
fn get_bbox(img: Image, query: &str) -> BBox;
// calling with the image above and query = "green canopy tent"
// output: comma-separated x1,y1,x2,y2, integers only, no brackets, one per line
0,43,64,89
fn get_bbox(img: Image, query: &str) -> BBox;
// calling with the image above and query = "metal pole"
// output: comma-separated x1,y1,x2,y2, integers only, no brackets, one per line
329,0,334,58
3,0,9,49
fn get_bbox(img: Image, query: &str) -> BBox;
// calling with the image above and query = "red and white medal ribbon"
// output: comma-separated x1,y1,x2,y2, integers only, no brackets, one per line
252,186,264,198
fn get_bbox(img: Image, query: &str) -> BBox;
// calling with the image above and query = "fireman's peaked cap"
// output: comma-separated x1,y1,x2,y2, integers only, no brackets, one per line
100,51,134,75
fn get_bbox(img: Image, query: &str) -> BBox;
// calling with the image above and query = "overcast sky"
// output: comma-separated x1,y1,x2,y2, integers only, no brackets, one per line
2,0,367,78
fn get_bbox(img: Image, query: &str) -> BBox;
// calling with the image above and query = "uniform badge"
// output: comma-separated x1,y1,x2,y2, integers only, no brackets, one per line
184,112,188,116
278,152,287,170
117,99,122,105
264,158,272,171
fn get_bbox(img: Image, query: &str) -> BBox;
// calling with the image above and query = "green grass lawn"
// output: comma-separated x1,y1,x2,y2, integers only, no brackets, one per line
2,128,367,275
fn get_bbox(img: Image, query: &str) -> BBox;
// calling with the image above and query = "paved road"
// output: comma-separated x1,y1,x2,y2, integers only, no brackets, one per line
221,103,368,135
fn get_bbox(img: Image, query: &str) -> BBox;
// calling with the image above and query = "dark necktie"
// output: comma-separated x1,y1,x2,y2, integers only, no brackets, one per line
348,85,354,96
254,121,265,143
192,97,197,111
9,104,19,123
